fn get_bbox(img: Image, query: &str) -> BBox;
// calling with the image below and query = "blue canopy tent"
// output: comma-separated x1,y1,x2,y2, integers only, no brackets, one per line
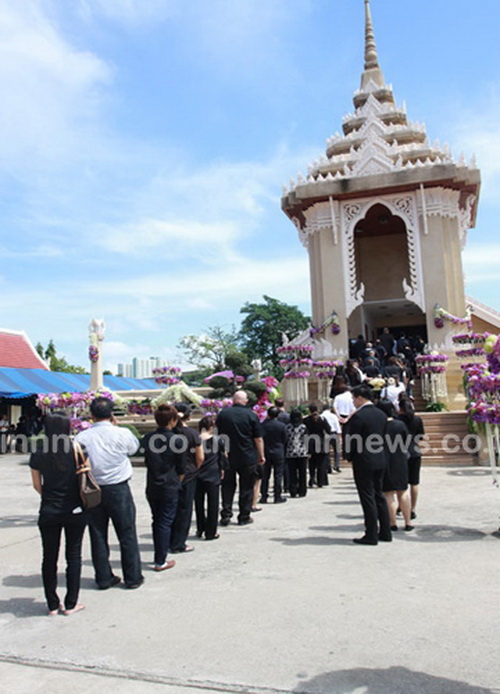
0,367,158,399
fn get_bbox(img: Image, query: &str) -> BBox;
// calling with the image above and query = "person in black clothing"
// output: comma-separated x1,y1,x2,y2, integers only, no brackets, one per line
362,358,381,379
142,405,185,571
304,404,332,488
216,390,265,526
274,398,290,424
169,404,204,553
379,327,395,360
377,399,412,532
30,412,87,616
344,359,365,388
374,338,387,364
195,415,227,540
398,395,425,519
344,384,392,545
260,406,287,504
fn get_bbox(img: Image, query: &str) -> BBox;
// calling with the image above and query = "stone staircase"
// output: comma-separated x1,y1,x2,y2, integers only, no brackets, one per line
419,411,475,466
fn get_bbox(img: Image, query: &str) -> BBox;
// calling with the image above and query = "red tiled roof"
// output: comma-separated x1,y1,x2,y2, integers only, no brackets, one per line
0,331,49,370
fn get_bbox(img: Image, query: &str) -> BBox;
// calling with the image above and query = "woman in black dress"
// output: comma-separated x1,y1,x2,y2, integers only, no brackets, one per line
398,395,425,520
195,415,227,540
30,412,87,616
377,399,413,532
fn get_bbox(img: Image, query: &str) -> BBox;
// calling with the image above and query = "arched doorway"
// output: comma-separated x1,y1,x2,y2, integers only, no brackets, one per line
349,203,426,342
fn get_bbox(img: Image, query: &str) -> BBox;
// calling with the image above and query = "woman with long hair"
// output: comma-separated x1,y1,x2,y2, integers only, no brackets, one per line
376,399,413,532
398,395,425,519
195,415,227,540
30,412,87,616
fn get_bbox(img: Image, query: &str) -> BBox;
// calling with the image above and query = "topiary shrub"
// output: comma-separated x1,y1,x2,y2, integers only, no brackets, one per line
245,381,268,398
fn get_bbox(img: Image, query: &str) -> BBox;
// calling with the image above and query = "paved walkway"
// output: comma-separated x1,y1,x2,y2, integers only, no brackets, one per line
1,453,499,693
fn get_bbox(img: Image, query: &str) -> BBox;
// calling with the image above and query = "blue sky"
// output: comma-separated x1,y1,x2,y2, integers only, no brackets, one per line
0,0,498,372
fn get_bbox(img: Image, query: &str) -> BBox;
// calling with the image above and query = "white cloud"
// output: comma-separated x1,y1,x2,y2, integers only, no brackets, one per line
0,0,112,170
77,0,178,26
452,99,500,202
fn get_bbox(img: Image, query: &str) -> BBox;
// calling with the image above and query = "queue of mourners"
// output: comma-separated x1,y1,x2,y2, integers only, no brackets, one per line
29,369,424,615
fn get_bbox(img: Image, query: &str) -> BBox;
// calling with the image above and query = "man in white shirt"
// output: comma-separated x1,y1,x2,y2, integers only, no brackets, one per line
333,385,356,462
321,406,342,472
76,397,143,589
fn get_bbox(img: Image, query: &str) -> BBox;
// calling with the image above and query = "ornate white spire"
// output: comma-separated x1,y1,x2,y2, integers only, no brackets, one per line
360,0,385,90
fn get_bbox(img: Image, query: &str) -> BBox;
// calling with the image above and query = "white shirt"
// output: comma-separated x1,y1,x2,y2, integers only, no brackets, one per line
75,421,139,485
321,410,341,434
381,383,406,412
333,391,356,418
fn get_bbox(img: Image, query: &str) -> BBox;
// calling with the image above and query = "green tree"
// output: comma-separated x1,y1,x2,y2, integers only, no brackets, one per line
44,340,57,362
38,340,88,374
178,325,241,371
239,295,309,373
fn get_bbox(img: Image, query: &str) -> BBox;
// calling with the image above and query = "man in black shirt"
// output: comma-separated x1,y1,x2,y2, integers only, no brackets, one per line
216,391,265,525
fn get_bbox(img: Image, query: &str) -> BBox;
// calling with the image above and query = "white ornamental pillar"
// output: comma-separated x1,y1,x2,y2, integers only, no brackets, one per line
89,318,106,391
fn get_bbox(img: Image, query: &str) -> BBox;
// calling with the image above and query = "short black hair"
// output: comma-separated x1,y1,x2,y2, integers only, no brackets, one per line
377,399,396,418
90,397,114,420
267,406,280,419
290,409,303,426
351,384,373,401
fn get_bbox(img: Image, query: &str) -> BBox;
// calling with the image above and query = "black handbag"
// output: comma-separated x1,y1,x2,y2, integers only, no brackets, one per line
73,441,101,509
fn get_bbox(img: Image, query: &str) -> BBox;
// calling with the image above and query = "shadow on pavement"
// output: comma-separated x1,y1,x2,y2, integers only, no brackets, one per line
0,515,37,528
3,573,96,591
0,597,46,618
293,666,496,693
447,468,491,477
322,500,359,505
270,536,352,547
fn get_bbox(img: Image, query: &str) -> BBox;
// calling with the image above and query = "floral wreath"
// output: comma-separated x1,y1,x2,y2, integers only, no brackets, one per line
433,303,472,330
309,311,340,338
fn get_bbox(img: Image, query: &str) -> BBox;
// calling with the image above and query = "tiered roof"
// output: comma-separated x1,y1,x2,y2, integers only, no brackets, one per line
282,0,479,212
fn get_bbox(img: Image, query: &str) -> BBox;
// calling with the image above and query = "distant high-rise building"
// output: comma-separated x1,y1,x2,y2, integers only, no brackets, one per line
116,356,169,379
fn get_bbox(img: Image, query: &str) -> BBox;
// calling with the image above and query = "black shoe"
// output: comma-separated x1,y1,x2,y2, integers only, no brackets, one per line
334,467,342,473
353,537,378,546
396,508,402,516
238,518,254,526
390,525,398,531
404,525,415,532
98,575,121,590
274,497,287,504
258,498,268,504
220,518,230,526
378,534,393,542
411,511,417,520
126,577,145,590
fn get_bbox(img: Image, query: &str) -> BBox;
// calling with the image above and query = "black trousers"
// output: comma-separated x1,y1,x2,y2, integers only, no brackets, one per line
260,452,285,501
353,465,391,542
287,457,307,497
38,511,87,611
195,479,220,538
309,452,329,487
221,464,257,523
146,485,179,566
88,481,143,588
170,477,197,551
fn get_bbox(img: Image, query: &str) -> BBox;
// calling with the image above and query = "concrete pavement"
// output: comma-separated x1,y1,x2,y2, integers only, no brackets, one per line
1,453,499,693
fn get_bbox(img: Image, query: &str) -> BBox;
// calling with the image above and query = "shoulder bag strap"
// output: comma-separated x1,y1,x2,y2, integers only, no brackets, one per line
73,441,91,474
